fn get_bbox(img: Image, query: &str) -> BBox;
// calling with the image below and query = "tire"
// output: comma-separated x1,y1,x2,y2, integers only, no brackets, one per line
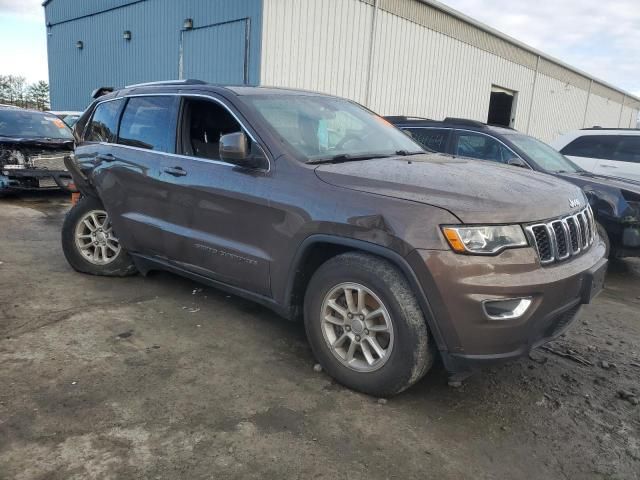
304,252,434,397
61,196,137,276
596,221,611,258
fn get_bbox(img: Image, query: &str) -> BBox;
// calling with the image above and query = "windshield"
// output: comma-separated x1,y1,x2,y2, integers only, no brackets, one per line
508,134,581,173
241,95,423,161
0,110,74,140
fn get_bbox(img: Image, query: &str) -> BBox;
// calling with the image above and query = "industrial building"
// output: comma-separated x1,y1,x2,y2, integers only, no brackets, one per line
44,0,640,142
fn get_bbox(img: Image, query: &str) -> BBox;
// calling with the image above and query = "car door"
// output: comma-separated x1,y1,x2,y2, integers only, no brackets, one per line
558,134,612,174
452,130,521,165
150,94,274,296
403,127,452,153
84,95,180,258
594,135,640,182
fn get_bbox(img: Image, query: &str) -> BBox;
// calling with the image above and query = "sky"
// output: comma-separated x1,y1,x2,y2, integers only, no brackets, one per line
0,0,638,97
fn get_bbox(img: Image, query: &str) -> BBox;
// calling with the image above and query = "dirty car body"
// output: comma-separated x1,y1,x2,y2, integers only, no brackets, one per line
388,117,640,258
0,107,74,192
64,83,607,389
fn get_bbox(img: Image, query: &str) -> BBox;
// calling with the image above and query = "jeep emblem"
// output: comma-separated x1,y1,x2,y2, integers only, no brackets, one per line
569,198,581,209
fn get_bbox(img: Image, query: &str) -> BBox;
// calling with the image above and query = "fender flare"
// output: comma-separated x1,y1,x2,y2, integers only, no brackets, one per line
285,234,448,354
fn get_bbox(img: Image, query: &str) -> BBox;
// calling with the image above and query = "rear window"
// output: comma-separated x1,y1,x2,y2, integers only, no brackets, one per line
117,96,176,152
561,134,640,163
85,99,124,143
404,128,450,153
560,135,618,160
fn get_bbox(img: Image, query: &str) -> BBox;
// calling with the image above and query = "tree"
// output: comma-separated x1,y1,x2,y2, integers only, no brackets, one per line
0,76,50,110
27,81,50,111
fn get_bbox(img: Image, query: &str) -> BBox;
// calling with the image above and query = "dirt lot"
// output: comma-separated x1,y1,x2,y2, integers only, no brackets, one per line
0,193,639,480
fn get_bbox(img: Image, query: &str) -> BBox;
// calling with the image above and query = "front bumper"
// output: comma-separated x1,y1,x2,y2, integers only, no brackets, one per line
0,169,72,191
408,240,607,373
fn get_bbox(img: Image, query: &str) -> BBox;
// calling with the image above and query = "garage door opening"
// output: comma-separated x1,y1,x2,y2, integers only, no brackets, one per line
488,86,517,128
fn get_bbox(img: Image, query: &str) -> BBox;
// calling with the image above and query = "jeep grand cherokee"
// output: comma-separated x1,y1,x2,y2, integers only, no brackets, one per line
61,81,607,396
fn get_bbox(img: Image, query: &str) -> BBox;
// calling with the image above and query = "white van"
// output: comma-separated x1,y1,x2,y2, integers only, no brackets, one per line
551,129,640,182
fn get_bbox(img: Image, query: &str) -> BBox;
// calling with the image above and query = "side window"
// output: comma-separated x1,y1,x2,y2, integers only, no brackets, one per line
455,132,517,164
179,98,242,160
84,99,124,143
613,136,640,163
118,96,176,153
405,128,450,153
560,135,617,159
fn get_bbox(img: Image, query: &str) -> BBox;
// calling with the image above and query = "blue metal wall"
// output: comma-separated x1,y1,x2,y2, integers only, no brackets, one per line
44,0,263,110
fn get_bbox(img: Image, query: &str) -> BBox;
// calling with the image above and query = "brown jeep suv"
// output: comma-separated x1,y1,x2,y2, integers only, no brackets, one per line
62,81,607,396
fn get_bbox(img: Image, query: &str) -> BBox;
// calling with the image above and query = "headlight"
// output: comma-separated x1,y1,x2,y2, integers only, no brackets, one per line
442,225,528,255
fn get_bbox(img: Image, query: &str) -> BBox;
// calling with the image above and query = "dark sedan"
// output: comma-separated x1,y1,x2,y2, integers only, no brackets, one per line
388,116,640,258
0,106,74,193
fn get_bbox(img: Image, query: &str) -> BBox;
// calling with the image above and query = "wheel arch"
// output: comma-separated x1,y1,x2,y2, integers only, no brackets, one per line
283,234,448,354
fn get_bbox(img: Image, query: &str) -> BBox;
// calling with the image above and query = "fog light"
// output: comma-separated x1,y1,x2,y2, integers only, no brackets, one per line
483,298,532,320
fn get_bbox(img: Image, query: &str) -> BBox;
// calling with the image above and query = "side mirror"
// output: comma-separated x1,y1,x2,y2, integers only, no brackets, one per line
219,132,268,170
219,132,249,162
507,157,528,168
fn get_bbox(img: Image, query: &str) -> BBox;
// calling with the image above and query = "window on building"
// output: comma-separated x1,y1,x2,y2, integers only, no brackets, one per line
178,98,242,160
405,128,450,153
117,96,176,153
455,132,518,164
84,99,124,143
560,135,618,160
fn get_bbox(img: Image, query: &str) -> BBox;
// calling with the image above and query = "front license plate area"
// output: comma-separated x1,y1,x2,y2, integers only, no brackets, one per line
581,261,607,304
38,177,57,188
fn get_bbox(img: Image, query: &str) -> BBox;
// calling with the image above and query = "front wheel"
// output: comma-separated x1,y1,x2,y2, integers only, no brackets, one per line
304,252,434,397
61,196,137,276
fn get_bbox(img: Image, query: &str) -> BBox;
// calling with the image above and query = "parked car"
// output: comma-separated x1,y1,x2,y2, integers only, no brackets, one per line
62,81,607,396
388,117,640,259
49,110,84,128
0,106,74,193
550,128,640,183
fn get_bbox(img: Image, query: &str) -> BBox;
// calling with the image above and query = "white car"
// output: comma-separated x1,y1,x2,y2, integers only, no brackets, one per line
551,129,640,182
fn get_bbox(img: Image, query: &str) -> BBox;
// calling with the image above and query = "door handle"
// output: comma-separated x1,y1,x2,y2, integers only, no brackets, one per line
96,153,116,163
601,164,617,168
164,166,187,177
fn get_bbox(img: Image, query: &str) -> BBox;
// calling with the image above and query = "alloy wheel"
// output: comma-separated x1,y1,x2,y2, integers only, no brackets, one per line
74,209,121,265
320,282,394,372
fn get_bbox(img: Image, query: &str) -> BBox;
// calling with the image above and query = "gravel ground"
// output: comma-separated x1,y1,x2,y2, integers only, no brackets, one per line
0,193,639,480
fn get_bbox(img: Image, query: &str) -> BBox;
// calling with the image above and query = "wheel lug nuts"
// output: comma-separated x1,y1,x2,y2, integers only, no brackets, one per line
355,335,361,342
348,313,353,319
364,329,369,335
359,315,364,320
345,326,351,331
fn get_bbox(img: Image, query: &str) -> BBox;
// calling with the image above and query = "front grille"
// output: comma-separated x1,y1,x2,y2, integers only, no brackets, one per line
526,206,596,265
28,153,68,171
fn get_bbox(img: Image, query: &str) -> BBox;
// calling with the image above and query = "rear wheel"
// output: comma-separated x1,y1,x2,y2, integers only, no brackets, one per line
304,252,434,397
61,196,137,276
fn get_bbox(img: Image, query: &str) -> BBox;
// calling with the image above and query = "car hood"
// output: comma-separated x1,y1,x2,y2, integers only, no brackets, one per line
557,171,640,221
557,171,640,192
314,153,586,224
0,136,74,150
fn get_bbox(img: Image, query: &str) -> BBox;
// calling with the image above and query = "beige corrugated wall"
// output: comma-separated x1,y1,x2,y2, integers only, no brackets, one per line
260,0,640,142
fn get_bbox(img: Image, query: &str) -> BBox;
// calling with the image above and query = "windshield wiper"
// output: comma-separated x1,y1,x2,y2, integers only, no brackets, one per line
394,150,425,156
307,153,392,165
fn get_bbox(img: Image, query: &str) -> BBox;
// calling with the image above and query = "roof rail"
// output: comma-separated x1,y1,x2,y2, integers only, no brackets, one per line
124,79,208,88
443,117,488,128
581,127,640,131
383,115,434,122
